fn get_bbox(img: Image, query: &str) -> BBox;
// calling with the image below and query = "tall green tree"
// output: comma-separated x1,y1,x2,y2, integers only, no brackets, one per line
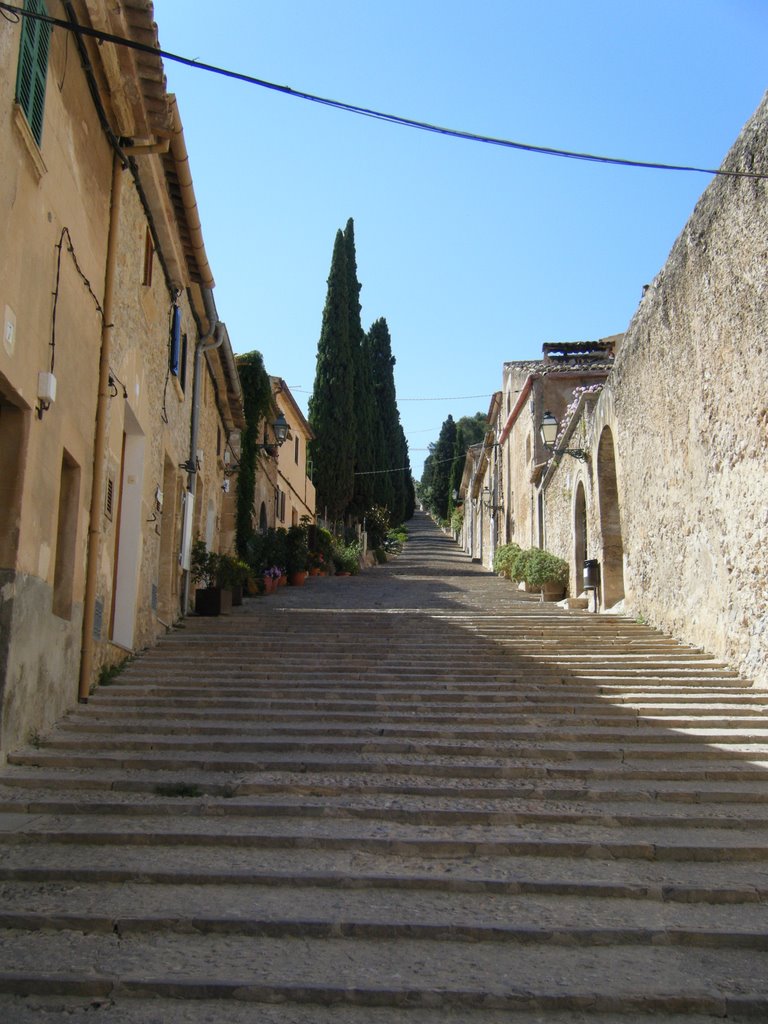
365,317,414,525
456,412,487,447
427,414,457,521
308,229,356,521
346,220,376,517
447,424,466,516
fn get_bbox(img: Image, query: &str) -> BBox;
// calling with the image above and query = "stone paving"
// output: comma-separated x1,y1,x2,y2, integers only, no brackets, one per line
0,512,767,1022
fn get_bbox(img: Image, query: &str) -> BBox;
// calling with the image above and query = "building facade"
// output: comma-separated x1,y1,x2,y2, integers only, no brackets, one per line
272,377,316,528
0,1,243,755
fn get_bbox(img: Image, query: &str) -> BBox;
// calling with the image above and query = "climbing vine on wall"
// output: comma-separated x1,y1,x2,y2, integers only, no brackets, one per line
235,350,273,558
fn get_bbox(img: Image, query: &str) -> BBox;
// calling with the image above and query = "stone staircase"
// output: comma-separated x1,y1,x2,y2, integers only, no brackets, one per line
0,514,767,1023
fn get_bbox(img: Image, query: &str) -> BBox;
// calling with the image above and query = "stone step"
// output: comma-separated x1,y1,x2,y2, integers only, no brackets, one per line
93,677,756,695
4,793,768,830
6,765,768,805
0,995,735,1024
54,714,768,737
137,651,728,666
2,814,767,861
0,931,766,1014
83,696,768,719
112,670,743,686
10,748,768,782
2,881,765,938
1,842,765,901
24,733,768,761
51,719,768,744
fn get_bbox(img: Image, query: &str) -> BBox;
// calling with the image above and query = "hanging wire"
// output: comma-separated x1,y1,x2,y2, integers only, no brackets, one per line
2,1,766,181
50,227,105,374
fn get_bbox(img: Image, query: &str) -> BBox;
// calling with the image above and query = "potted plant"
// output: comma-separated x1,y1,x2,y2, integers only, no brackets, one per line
334,540,361,576
191,540,232,616
523,548,569,600
263,565,281,594
493,542,522,580
510,548,537,591
217,554,249,606
285,524,309,585
263,528,287,585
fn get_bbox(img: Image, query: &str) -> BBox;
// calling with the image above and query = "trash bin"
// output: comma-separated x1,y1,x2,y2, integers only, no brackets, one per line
583,559,600,590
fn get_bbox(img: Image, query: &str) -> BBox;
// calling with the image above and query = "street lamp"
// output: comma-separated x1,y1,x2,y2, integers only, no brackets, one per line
256,412,290,451
540,410,588,462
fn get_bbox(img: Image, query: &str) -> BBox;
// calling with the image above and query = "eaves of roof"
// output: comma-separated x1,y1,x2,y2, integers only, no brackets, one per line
82,2,214,288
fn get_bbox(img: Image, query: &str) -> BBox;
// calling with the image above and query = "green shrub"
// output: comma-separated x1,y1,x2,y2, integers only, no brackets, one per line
365,505,391,550
493,543,522,579
512,547,569,589
190,540,218,588
450,507,464,535
525,549,569,588
333,540,361,574
511,548,536,583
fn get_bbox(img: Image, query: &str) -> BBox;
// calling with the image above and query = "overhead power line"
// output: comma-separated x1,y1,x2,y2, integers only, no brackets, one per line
3,2,766,181
293,386,493,403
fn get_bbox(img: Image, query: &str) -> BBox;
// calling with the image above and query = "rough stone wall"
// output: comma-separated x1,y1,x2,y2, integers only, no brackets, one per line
608,92,768,686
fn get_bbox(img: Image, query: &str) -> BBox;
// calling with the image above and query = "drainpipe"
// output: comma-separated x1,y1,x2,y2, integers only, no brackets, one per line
78,151,124,703
180,288,222,613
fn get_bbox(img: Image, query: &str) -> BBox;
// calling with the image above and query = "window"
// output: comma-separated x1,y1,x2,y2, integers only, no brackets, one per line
104,475,115,520
15,0,51,146
294,436,300,465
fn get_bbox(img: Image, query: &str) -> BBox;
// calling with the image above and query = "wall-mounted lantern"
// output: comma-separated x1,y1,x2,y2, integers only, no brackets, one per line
256,412,290,451
540,410,588,462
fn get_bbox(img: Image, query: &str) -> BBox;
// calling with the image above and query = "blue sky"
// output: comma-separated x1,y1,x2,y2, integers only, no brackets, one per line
153,1,767,477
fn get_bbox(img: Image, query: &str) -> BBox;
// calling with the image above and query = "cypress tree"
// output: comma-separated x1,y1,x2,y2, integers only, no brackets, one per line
345,220,376,517
430,414,457,521
447,424,466,516
365,317,396,512
308,229,356,521
365,317,414,524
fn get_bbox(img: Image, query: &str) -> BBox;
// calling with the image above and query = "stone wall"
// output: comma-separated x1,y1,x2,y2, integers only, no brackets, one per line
607,92,768,686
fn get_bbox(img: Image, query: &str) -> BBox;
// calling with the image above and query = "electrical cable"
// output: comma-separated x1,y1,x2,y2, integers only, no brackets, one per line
3,1,766,181
50,227,105,374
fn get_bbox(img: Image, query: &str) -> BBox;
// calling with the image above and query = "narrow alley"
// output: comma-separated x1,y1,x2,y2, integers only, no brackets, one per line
1,513,767,1023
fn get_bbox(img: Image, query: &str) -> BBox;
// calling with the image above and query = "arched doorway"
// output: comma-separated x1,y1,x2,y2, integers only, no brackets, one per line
597,426,625,608
573,481,587,590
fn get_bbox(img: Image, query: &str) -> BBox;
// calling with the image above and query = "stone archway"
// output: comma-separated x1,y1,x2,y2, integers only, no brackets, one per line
597,426,625,608
573,480,587,591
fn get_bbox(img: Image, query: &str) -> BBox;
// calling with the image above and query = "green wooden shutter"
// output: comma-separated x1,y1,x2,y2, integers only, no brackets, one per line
15,0,51,146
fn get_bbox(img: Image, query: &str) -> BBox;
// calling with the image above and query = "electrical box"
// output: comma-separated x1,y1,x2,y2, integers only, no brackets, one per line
38,371,57,405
